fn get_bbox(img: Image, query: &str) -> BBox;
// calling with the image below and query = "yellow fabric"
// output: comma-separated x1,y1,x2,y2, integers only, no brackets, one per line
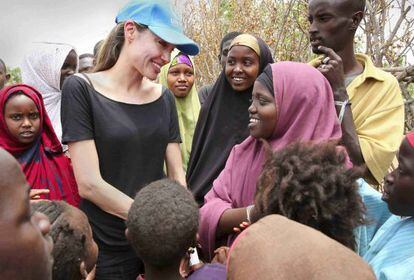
159,50,200,172
230,34,261,57
310,54,404,184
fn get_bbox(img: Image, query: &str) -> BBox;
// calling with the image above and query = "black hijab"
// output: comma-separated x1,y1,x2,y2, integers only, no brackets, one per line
187,36,274,205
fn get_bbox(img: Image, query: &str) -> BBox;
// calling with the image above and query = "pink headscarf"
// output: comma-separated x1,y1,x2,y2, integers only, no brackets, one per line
199,62,342,258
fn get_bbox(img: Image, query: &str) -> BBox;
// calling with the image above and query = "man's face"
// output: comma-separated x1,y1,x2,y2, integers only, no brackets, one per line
383,138,414,216
219,39,233,69
0,153,53,280
0,64,10,90
308,0,355,54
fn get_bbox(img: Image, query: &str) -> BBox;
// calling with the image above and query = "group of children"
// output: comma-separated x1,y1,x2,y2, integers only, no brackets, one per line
0,0,413,279
1,131,413,279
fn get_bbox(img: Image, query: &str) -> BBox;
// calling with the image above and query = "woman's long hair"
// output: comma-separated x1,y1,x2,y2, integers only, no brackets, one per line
94,22,147,72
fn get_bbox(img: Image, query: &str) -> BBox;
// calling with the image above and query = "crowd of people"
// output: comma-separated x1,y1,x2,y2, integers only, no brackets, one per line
0,0,412,279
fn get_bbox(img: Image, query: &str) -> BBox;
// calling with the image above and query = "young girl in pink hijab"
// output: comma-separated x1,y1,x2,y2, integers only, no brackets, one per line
199,62,343,259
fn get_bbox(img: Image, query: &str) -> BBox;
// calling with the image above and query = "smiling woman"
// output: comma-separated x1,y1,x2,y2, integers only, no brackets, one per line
248,79,278,139
60,0,199,278
186,33,274,206
225,45,260,92
199,62,343,259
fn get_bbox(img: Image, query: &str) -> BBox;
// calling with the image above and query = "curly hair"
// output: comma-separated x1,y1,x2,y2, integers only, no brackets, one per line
31,201,87,280
254,141,365,250
126,179,199,268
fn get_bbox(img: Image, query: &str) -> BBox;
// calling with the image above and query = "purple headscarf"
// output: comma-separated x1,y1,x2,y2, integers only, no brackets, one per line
198,62,342,259
170,52,193,69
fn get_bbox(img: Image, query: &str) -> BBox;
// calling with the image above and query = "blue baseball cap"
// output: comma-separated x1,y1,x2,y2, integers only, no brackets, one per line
116,0,199,56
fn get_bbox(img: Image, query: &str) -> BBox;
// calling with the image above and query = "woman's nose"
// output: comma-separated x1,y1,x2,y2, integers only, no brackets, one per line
248,101,256,113
162,51,171,65
234,65,242,73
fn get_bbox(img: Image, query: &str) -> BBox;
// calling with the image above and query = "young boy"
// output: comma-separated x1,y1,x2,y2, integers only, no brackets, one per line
126,179,199,280
362,132,414,279
31,200,98,280
0,58,10,90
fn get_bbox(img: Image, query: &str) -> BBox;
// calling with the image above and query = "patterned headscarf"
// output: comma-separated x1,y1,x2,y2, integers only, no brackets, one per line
21,42,77,144
170,53,193,69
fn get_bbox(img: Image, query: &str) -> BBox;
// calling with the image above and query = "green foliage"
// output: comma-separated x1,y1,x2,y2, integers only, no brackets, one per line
7,67,22,85
408,83,414,98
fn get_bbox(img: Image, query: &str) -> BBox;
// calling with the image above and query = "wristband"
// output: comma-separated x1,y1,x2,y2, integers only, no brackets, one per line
246,205,255,223
334,100,351,123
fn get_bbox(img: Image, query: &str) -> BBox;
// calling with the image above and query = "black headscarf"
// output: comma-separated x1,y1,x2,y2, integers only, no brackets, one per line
186,36,274,205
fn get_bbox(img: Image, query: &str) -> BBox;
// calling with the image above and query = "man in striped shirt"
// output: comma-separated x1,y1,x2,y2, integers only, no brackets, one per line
362,131,414,279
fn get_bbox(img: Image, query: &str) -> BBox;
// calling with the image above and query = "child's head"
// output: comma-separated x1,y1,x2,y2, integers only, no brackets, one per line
0,59,10,90
0,149,53,280
60,50,77,90
0,84,63,154
227,215,376,280
126,179,199,269
383,132,414,217
3,91,41,144
254,141,365,250
78,53,94,73
31,200,98,280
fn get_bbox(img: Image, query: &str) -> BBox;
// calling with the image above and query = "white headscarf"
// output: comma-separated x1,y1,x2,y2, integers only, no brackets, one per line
21,43,77,143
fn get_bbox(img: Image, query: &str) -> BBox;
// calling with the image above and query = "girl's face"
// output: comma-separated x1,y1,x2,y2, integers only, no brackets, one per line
4,94,41,144
167,63,194,98
125,22,175,80
60,50,77,90
225,45,260,91
248,81,277,139
383,138,414,216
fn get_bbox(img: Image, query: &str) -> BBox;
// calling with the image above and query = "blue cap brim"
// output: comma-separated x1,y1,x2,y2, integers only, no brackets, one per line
149,26,200,56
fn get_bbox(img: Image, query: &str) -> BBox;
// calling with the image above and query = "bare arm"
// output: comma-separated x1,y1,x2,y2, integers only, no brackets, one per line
333,88,365,166
316,46,375,181
69,140,133,220
165,142,187,187
216,208,247,238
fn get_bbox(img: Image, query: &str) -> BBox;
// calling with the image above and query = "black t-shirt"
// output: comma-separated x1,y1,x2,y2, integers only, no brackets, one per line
61,75,180,255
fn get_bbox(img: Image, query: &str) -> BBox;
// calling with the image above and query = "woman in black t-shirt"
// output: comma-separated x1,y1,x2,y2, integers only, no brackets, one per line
61,1,199,279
